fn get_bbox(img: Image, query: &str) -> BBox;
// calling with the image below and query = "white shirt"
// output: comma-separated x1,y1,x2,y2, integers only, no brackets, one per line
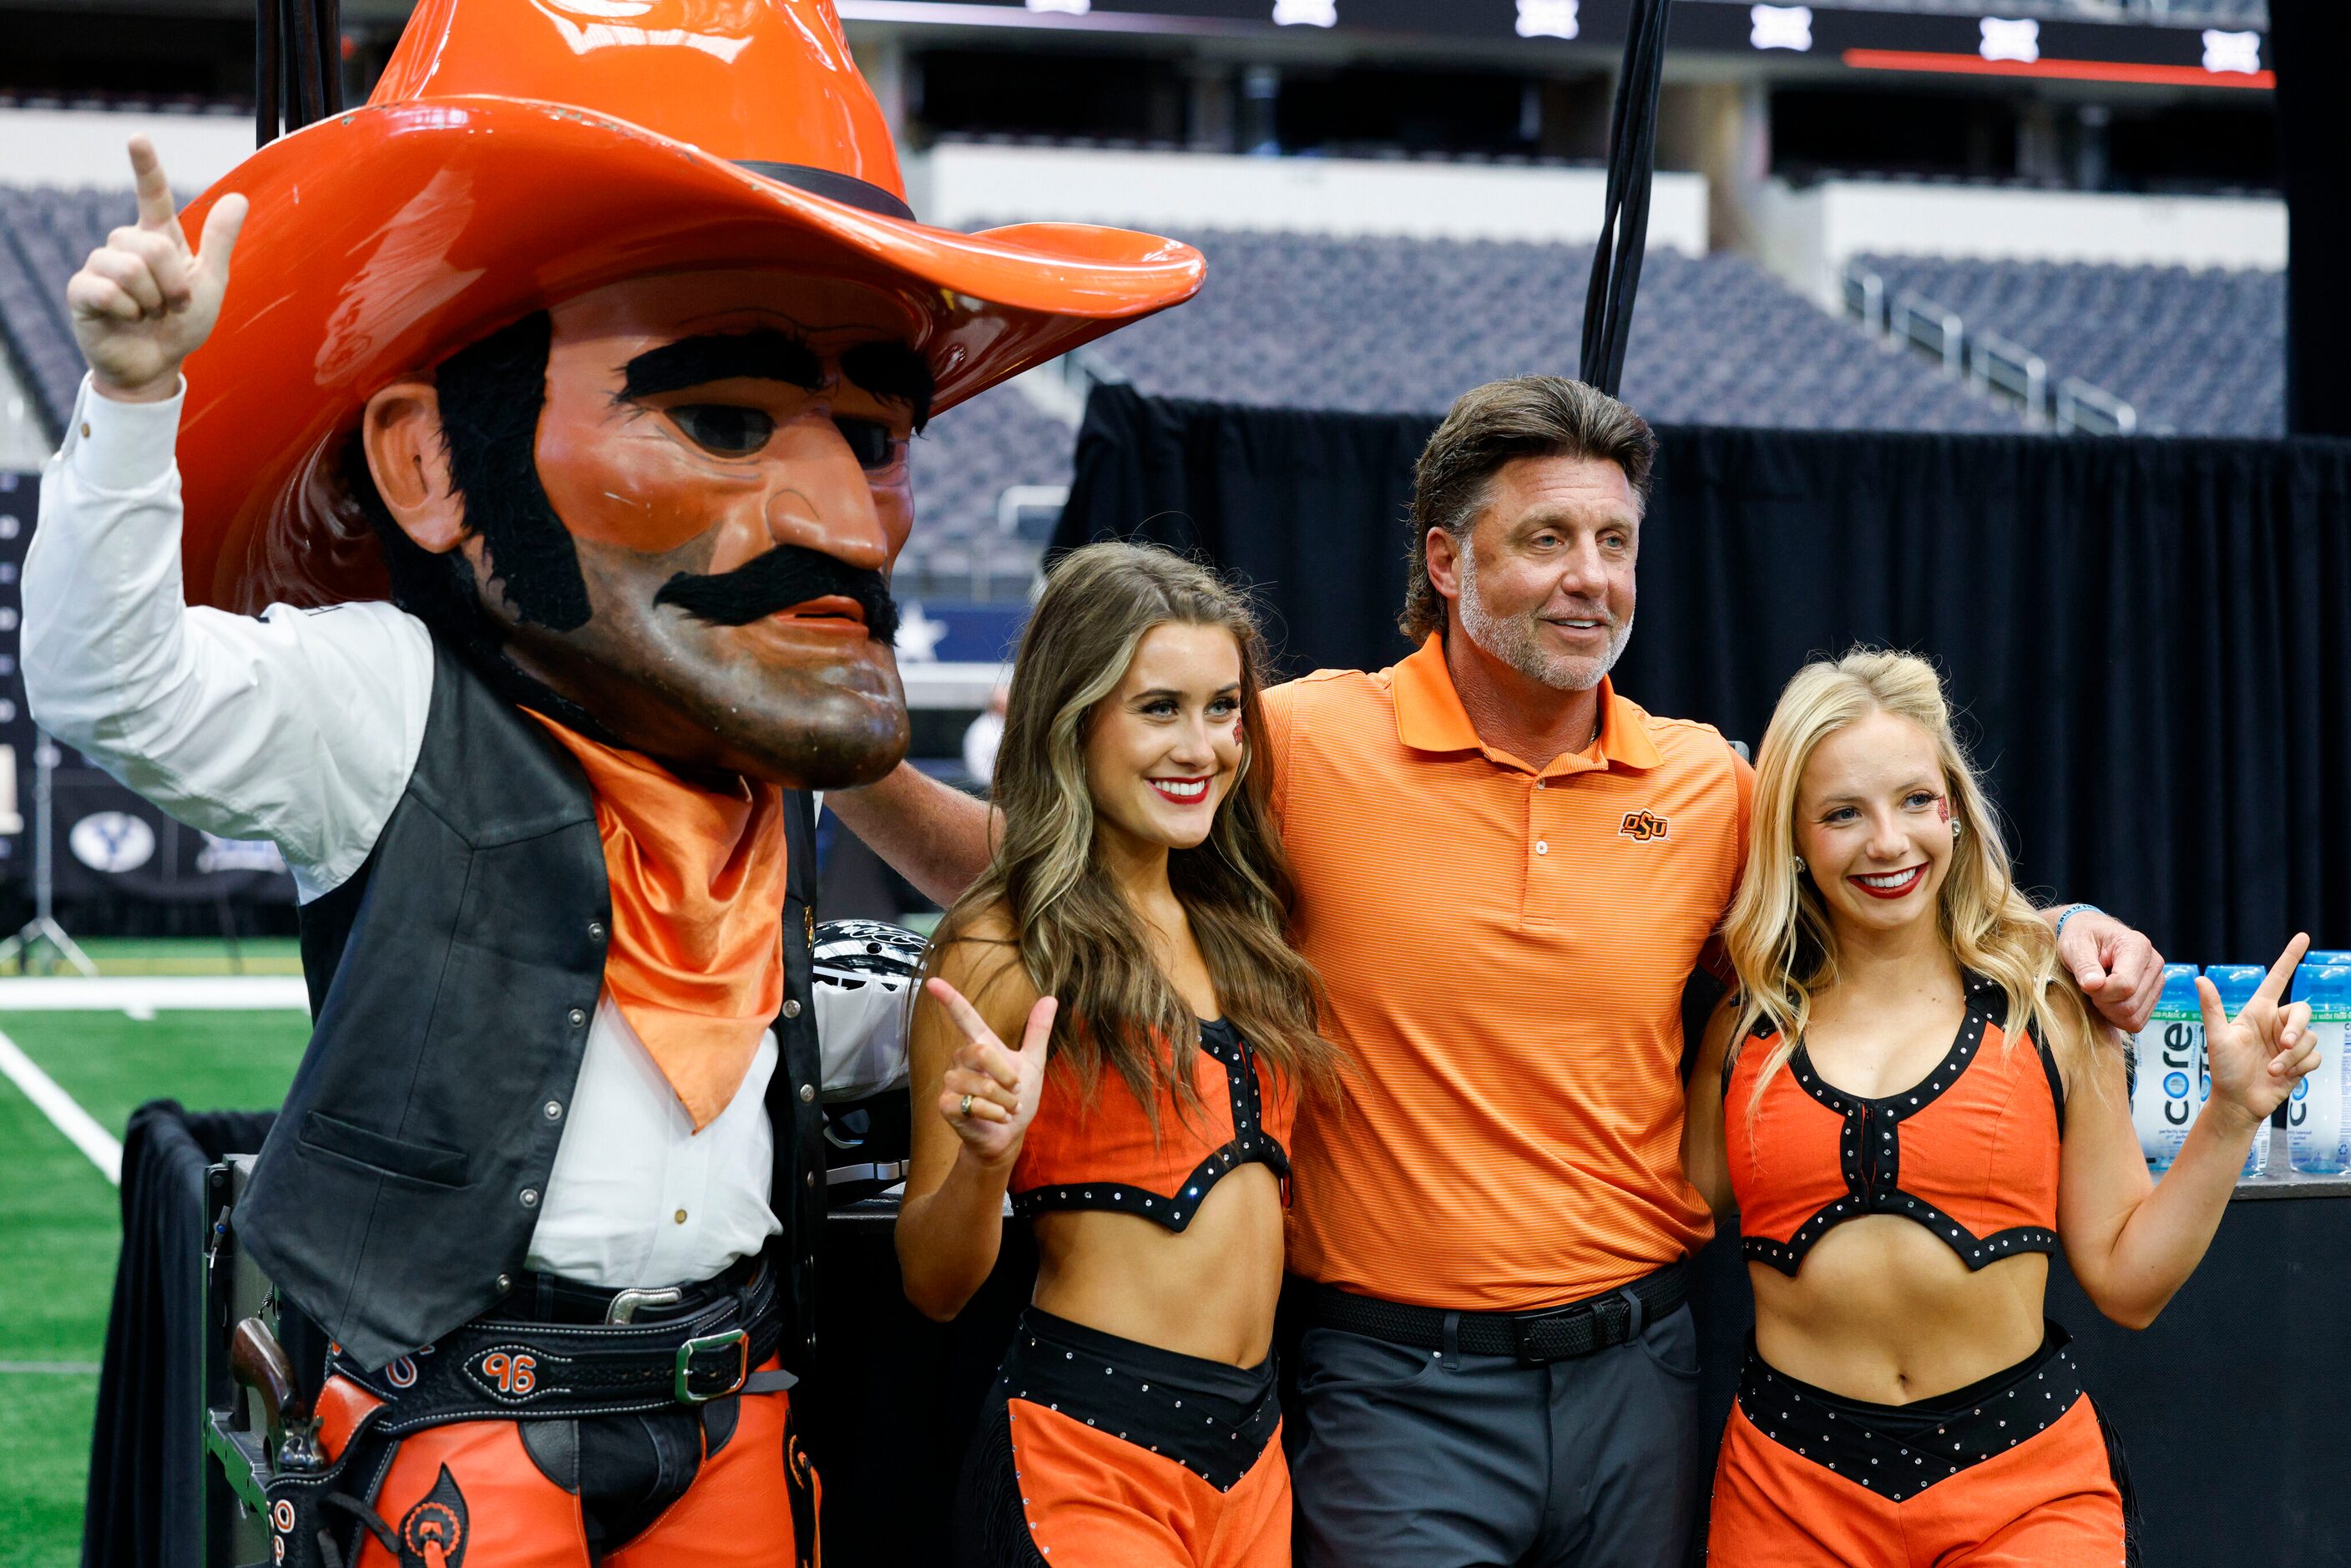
22,374,788,1290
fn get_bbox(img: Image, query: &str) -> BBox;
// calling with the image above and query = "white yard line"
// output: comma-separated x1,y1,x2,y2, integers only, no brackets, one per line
0,975,308,1013
0,1024,122,1186
0,1360,102,1374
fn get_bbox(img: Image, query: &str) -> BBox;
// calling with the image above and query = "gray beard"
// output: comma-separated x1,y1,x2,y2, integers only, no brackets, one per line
1456,546,1633,693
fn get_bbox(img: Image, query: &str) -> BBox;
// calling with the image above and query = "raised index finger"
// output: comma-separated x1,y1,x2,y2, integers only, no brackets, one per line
2252,933,2312,1010
126,137,187,246
923,976,999,1048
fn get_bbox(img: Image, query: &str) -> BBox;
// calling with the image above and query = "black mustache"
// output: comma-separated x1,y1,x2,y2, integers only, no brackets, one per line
654,545,901,645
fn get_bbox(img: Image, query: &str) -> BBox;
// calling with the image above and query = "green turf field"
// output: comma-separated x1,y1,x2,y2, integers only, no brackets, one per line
0,1002,309,1566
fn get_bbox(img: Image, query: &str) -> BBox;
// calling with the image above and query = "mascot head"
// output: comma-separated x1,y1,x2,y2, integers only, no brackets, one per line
170,0,1202,788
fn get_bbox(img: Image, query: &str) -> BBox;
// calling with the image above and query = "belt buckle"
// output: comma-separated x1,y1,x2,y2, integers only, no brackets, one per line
1510,1304,1582,1363
675,1329,750,1404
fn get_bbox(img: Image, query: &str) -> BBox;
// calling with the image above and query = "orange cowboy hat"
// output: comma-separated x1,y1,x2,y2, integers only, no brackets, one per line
172,0,1205,613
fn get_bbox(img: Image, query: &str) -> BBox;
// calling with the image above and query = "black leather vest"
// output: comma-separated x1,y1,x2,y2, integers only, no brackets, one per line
239,637,825,1373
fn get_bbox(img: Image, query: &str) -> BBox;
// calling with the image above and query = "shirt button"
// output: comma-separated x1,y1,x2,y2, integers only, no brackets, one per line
1534,779,1547,790
1535,841,1550,856
674,1208,689,1225
519,1187,540,1209
781,999,802,1019
799,1083,817,1103
543,1100,564,1121
567,1008,587,1028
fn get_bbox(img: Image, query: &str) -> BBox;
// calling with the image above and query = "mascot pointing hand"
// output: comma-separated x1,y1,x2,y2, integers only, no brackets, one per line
24,2,1200,1561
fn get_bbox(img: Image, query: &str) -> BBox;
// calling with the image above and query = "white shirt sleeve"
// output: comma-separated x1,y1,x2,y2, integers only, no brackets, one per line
20,374,434,903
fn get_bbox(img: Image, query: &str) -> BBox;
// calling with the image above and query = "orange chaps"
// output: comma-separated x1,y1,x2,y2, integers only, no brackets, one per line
1707,1329,2130,1568
307,1362,817,1567
955,1309,1291,1568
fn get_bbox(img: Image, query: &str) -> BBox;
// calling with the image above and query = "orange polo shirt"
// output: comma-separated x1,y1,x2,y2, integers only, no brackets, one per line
1267,635,1751,1311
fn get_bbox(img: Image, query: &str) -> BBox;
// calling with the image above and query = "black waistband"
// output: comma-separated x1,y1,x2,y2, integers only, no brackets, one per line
329,1262,786,1434
1735,1323,2087,1502
1295,1262,1688,1364
992,1309,1280,1492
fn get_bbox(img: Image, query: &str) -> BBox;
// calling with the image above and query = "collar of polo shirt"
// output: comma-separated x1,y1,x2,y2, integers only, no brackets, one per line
1391,635,1663,777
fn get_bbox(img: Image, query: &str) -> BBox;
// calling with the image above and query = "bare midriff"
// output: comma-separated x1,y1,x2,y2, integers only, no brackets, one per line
1751,1216,2048,1404
1030,1163,1286,1368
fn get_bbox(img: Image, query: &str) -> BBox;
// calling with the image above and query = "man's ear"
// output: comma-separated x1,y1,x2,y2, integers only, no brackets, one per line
1423,525,1463,605
362,380,465,554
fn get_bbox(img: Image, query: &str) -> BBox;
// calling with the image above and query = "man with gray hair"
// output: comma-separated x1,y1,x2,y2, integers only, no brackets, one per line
833,375,2166,1565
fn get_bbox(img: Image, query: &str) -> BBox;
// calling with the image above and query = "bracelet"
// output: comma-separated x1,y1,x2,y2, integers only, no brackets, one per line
2053,903,2102,943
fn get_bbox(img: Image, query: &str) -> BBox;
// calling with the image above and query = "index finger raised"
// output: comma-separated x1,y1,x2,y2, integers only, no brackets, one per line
127,137,187,245
2252,933,2311,1009
923,975,1000,1047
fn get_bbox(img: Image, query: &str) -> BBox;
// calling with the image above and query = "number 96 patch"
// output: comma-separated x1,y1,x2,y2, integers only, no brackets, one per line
461,1343,568,1404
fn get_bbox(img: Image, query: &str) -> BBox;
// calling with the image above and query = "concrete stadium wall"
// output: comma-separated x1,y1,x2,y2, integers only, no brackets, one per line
906,143,1714,253
0,108,254,194
1756,176,2288,306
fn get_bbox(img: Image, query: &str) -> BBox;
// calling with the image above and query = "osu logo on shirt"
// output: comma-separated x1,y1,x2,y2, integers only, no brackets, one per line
1619,810,1671,843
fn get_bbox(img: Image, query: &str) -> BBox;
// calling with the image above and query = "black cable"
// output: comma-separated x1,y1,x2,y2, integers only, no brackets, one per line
255,0,339,144
318,0,344,114
254,0,280,147
1580,0,1675,398
286,0,324,132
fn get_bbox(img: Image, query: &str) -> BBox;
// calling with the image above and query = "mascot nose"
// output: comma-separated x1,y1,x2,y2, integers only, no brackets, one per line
761,415,892,574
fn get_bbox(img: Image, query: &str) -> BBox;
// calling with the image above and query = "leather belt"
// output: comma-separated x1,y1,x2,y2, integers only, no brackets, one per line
1297,1262,1689,1364
328,1262,794,1434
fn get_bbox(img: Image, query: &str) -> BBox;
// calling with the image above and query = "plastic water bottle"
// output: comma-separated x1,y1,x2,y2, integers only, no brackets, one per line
2130,964,2203,1171
2202,964,2273,1177
2287,964,2351,1176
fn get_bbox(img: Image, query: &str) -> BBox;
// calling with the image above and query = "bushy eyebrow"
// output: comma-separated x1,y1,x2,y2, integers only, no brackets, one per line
841,341,935,432
619,330,823,401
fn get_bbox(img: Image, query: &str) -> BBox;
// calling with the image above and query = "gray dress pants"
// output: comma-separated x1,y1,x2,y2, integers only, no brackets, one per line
1287,1303,1704,1568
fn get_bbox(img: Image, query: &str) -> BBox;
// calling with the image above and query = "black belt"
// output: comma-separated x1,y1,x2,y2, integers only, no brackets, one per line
1297,1262,1688,1364
328,1262,794,1434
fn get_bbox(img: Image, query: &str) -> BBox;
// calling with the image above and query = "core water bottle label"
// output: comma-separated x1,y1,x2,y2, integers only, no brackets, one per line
2132,1016,2201,1168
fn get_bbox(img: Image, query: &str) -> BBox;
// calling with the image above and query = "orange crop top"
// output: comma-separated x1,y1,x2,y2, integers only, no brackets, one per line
1724,973,2065,1275
1010,1018,1294,1232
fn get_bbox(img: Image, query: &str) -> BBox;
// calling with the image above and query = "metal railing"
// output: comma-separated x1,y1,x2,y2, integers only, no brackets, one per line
1843,261,2140,436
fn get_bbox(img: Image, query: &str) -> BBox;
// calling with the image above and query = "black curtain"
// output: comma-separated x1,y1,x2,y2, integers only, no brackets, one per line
1056,384,2351,960
2273,0,2351,437
83,1102,277,1568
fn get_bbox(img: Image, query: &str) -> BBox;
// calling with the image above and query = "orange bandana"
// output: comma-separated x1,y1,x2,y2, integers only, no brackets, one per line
525,714,787,1132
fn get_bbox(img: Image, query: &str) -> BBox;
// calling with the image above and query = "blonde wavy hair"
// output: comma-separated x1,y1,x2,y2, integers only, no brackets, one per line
928,542,1340,1125
1723,648,2106,1115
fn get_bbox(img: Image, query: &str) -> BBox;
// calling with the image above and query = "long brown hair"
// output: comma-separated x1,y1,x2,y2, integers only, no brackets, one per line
928,541,1339,1120
1722,648,2109,1119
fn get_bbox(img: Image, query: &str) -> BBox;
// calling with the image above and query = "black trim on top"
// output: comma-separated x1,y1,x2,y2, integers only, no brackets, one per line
1010,1019,1289,1234
1742,974,2060,1276
736,161,918,222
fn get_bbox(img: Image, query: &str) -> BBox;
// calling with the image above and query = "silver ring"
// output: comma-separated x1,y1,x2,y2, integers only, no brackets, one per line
959,1093,975,1118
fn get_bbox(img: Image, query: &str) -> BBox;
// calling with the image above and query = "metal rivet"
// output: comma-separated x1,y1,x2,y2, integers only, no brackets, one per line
496,1273,513,1292
519,1187,539,1208
567,1008,587,1028
782,999,802,1019
799,1083,817,1103
588,921,607,942
544,1100,564,1121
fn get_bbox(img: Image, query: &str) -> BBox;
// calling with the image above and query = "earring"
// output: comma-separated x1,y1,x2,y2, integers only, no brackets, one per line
1792,857,1807,874
1951,822,1964,840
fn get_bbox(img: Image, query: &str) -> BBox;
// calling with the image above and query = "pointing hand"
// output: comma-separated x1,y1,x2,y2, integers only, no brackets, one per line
64,137,247,404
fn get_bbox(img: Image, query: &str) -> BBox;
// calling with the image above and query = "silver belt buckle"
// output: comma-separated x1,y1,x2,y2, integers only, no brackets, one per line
605,1287,684,1325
